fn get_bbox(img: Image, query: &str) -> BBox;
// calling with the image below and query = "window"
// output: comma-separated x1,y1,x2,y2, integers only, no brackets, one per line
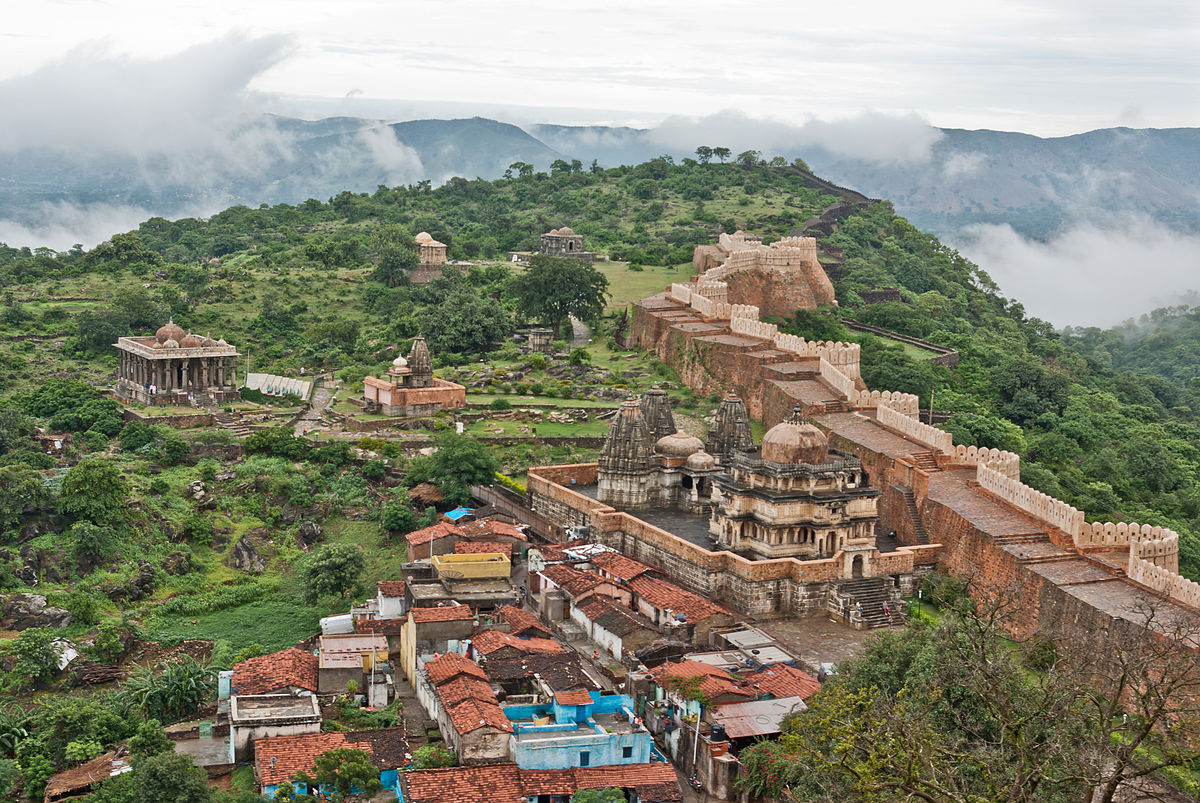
622,746,633,759
579,751,590,767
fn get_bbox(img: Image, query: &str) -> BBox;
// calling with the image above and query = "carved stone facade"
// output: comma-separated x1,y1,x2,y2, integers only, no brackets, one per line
540,227,595,263
597,401,656,509
713,407,879,561
113,320,239,405
639,387,676,443
362,336,466,416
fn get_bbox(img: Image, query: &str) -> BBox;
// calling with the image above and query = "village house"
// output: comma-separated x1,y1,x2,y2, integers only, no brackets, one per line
405,521,463,561
468,628,564,663
502,691,654,770
484,651,602,700
571,597,659,662
497,603,553,639
398,604,477,685
535,563,630,622
627,575,735,646
419,653,513,764
225,648,319,698
230,694,322,762
316,633,388,696
253,727,407,799
454,540,514,560
43,751,132,802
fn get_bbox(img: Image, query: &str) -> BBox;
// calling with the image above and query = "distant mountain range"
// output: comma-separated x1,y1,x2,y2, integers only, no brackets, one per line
1,114,1197,243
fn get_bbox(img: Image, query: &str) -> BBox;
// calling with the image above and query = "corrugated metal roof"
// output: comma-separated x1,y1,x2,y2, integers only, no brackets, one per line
711,696,806,739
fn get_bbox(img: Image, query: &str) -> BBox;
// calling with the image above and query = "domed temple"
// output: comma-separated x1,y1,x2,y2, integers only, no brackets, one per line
712,405,880,561
361,336,466,417
114,320,239,405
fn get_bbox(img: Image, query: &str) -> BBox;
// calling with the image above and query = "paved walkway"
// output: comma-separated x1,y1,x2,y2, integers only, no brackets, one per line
295,381,336,436
570,315,590,347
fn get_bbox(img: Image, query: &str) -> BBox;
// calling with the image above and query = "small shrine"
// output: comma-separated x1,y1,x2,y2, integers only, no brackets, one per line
361,336,466,417
113,320,239,406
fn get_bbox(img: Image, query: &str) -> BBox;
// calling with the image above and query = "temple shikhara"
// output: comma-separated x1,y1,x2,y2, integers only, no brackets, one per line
362,335,466,417
114,320,239,405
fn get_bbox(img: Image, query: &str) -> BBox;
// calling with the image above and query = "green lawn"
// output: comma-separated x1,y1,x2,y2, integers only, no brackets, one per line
142,600,322,653
597,262,696,311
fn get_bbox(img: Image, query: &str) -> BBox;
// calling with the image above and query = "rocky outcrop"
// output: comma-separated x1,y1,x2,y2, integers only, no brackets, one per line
1,594,73,629
163,550,195,576
230,537,265,574
298,520,322,546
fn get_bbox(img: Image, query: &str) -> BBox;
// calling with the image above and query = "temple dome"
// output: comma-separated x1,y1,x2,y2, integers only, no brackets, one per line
761,420,828,464
392,354,408,369
685,450,717,470
656,431,703,458
179,334,203,348
155,320,185,343
149,340,164,349
162,338,180,349
414,231,434,243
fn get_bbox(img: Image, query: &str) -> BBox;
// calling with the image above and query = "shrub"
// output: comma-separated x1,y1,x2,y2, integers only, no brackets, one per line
361,459,386,480
149,478,170,495
411,744,457,769
489,397,512,411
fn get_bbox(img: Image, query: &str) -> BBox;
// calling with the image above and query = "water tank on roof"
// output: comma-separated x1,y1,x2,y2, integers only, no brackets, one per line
710,723,727,743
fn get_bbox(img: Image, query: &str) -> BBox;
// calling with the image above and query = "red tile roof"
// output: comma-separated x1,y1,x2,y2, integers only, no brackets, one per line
454,540,513,557
471,628,563,656
231,648,318,695
649,659,752,702
409,604,475,624
407,765,524,803
577,597,655,637
376,580,406,597
425,652,489,686
405,764,681,803
354,617,405,636
553,689,594,706
460,518,527,541
538,563,605,597
437,676,496,707
628,575,730,622
591,551,656,581
406,521,462,547
497,604,551,638
445,695,513,735
254,728,407,786
745,664,821,701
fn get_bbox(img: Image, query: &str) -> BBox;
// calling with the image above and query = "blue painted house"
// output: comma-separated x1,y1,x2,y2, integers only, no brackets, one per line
502,691,653,769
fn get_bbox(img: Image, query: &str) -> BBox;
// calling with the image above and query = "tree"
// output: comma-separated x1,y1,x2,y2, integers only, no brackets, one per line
405,432,500,505
572,789,625,803
0,464,50,530
410,744,456,769
369,226,418,287
4,628,60,690
381,503,418,534
712,146,731,163
694,146,713,164
420,285,509,354
507,254,609,337
129,719,174,757
293,747,382,802
133,752,212,803
58,458,129,526
300,543,366,603
735,149,762,166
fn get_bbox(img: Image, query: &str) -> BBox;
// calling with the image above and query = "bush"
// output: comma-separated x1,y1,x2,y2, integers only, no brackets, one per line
149,478,170,495
361,459,386,480
91,623,125,664
489,397,512,410
411,744,457,769
568,347,591,365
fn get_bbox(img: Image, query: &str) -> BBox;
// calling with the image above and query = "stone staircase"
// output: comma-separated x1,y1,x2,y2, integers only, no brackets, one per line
838,577,900,629
213,409,251,439
901,487,929,544
911,451,941,472
191,389,216,408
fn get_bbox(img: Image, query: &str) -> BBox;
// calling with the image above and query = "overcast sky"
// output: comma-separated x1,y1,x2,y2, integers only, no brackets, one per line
4,0,1198,135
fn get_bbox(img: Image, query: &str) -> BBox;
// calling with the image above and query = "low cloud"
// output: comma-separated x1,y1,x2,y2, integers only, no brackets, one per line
953,217,1200,328
357,127,425,186
943,152,987,179
648,110,943,164
0,201,166,251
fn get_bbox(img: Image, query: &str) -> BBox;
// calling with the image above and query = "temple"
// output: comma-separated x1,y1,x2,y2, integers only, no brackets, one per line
712,405,879,561
362,336,466,417
113,320,239,406
540,227,595,262
410,231,450,284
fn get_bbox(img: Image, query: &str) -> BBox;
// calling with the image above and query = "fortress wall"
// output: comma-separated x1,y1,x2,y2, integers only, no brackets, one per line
950,444,1021,480
852,390,921,417
977,464,1084,541
819,357,857,400
1078,522,1180,568
1127,554,1200,610
877,404,954,453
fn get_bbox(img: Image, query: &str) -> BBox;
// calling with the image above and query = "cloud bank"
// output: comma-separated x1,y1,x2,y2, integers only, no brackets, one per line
953,217,1200,328
648,110,944,164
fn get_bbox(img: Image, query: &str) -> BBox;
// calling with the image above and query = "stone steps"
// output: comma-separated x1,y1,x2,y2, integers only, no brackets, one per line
901,488,929,544
994,533,1049,545
912,451,941,472
840,577,901,629
214,410,251,439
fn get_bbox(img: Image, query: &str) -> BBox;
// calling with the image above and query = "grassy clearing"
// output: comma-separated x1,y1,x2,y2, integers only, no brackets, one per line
143,600,322,653
597,262,695,311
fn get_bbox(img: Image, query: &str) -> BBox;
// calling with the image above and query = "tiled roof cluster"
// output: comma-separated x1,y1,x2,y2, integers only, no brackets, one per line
628,575,730,622
404,762,681,803
406,521,462,547
425,653,512,735
538,563,605,596
576,597,654,637
460,518,527,541
409,604,475,624
484,652,599,691
454,540,513,557
231,648,319,695
471,628,563,657
744,663,821,701
648,659,753,702
376,580,406,597
590,551,657,581
354,617,405,636
254,727,407,786
496,604,552,638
